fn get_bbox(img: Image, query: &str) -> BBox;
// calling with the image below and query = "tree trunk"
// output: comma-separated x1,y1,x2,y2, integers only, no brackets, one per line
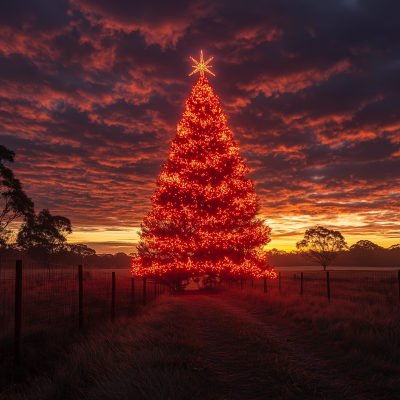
173,279,185,292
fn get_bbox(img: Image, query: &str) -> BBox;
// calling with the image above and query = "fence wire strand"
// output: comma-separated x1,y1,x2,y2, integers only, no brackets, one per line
3,259,396,364
234,270,400,306
0,260,163,363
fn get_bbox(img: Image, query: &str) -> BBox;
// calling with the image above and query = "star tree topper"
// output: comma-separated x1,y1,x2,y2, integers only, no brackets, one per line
189,50,215,77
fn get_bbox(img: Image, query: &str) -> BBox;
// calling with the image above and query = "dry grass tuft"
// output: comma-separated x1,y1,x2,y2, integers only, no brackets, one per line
186,295,341,399
0,296,217,400
226,285,400,396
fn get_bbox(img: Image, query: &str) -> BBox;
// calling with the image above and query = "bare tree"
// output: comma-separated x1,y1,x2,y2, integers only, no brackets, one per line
296,226,347,270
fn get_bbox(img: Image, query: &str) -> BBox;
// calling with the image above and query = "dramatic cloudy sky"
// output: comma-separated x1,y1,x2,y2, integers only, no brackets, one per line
1,0,399,253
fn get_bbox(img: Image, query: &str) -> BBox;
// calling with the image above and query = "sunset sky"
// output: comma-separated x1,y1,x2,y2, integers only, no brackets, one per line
1,0,399,254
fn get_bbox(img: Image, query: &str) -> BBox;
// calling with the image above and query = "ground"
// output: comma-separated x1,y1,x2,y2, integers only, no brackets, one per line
181,291,374,400
2,289,397,400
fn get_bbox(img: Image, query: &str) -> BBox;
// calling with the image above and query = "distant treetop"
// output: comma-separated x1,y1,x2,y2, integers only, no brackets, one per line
349,240,383,252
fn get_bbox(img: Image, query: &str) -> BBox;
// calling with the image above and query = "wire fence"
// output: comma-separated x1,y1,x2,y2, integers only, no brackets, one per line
229,270,400,305
0,260,166,366
3,261,398,365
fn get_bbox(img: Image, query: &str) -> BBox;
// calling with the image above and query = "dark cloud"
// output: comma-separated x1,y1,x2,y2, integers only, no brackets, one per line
0,0,399,251
0,0,71,30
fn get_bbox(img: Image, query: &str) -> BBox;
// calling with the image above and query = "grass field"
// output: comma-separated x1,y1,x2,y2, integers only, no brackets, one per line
226,278,400,397
1,267,399,399
0,266,150,361
1,296,211,400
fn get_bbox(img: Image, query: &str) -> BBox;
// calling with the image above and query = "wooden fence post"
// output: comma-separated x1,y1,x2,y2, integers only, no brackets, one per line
279,271,281,291
143,277,147,306
398,270,400,301
111,272,116,322
131,277,135,311
78,265,83,330
14,260,22,366
154,281,157,298
251,279,254,287
327,271,331,302
264,276,267,293
300,272,303,297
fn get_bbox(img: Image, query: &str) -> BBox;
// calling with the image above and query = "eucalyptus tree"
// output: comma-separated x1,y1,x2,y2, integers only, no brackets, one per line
296,226,348,270
0,144,34,257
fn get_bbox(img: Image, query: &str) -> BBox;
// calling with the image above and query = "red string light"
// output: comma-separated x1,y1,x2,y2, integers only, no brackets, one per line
132,73,275,284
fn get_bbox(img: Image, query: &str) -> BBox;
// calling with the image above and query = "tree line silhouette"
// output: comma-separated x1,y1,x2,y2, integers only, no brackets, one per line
270,233,399,268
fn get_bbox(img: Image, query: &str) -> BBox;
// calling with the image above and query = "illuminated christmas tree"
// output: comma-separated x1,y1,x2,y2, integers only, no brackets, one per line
132,51,272,291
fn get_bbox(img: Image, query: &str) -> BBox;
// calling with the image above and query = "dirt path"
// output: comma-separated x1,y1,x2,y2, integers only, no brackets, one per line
186,294,267,399
182,292,375,400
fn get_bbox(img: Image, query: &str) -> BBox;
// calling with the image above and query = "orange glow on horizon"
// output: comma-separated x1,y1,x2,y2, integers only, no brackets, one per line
65,221,399,255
